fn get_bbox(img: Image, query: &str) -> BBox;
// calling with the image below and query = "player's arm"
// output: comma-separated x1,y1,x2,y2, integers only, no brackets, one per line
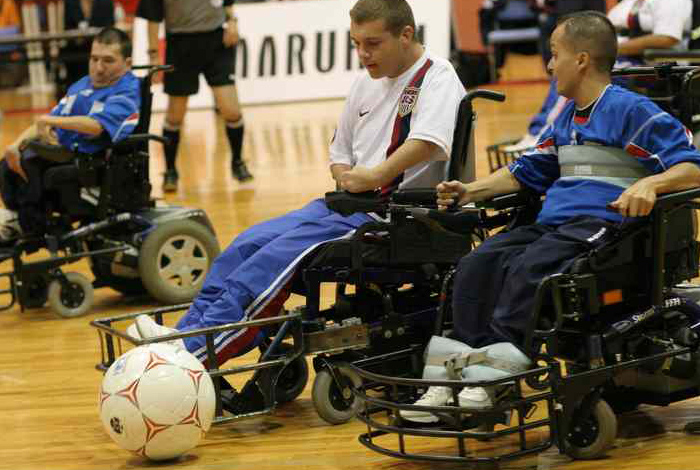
8,122,39,151
338,139,436,193
2,123,40,181
618,34,679,56
331,163,352,189
436,166,523,209
609,162,700,217
37,115,103,137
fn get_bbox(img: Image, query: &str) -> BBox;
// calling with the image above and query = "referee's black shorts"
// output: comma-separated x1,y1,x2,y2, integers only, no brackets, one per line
164,28,236,96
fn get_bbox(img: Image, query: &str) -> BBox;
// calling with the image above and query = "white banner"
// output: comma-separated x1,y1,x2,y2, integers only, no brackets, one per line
132,0,450,109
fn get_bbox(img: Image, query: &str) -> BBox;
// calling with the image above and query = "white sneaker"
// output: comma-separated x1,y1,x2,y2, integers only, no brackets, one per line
126,323,142,340
132,314,185,349
503,133,538,153
399,386,453,423
0,209,21,241
457,386,494,409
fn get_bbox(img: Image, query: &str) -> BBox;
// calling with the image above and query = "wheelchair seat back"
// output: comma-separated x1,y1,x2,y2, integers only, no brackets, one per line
43,73,156,221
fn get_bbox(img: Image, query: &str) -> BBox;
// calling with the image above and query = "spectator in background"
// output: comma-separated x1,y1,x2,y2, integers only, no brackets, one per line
57,0,115,98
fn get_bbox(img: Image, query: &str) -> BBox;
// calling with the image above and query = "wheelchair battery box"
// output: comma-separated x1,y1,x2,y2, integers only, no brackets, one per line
304,323,369,355
389,212,472,265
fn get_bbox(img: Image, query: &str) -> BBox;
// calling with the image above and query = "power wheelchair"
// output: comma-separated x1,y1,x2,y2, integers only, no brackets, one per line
90,89,507,426
345,69,700,465
0,65,220,318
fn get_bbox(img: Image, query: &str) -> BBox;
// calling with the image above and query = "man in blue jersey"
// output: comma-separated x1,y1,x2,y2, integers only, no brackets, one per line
403,11,700,420
0,27,140,239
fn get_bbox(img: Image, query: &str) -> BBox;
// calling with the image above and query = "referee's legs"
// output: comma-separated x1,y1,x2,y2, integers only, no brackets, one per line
162,95,189,192
213,84,252,182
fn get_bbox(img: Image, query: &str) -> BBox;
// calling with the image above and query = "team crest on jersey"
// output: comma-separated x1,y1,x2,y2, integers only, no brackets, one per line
398,86,420,117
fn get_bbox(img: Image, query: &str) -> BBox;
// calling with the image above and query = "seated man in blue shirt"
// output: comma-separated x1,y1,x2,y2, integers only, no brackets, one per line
402,10,700,423
0,26,141,239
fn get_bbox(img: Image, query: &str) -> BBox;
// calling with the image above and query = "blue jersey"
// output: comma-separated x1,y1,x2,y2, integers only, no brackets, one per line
509,84,700,226
50,71,141,154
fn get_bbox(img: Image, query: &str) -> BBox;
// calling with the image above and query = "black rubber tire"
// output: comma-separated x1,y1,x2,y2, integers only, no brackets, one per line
138,220,220,304
47,272,94,318
311,368,362,425
274,355,310,404
565,399,617,460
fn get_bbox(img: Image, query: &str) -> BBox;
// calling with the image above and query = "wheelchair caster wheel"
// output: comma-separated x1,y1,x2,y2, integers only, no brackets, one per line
312,366,362,425
138,219,220,304
565,399,617,460
47,272,94,318
273,354,309,404
262,342,309,404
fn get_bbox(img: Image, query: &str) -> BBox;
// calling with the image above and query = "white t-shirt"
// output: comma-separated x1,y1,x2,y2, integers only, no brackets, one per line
608,0,692,42
329,50,466,190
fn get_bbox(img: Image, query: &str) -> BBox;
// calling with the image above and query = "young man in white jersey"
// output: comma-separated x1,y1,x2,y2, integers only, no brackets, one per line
128,0,467,373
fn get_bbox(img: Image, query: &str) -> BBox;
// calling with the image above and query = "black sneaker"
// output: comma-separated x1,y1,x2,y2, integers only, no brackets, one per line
162,169,179,192
231,160,253,182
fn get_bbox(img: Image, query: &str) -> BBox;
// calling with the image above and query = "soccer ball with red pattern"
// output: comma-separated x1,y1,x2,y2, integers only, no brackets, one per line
99,343,216,460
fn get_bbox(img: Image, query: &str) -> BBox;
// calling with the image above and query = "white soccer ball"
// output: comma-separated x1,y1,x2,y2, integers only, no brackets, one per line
98,343,216,460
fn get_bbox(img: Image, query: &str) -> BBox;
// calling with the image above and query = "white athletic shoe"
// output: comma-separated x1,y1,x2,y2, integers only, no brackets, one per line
125,323,142,340
0,209,21,241
131,314,185,349
399,386,453,423
457,386,494,409
503,133,538,153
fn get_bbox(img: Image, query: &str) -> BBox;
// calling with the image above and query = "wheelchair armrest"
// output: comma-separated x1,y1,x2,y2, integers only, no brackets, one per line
654,187,700,210
113,133,169,149
26,140,76,163
390,188,437,206
479,190,540,211
324,190,386,216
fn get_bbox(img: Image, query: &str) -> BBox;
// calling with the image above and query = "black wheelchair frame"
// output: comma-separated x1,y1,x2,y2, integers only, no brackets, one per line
90,89,509,426
0,65,220,317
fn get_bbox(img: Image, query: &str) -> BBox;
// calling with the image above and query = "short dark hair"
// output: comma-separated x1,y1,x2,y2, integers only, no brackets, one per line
94,26,132,59
557,10,617,73
349,0,417,40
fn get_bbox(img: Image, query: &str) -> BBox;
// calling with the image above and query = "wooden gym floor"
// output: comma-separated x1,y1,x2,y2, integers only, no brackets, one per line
1,54,700,470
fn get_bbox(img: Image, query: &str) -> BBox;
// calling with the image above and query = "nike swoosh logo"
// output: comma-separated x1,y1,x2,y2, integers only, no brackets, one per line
359,110,370,117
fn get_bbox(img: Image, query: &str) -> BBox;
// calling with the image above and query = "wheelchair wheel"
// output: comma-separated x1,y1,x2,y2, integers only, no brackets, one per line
138,220,220,304
274,355,310,404
47,272,94,318
565,399,617,460
312,367,362,425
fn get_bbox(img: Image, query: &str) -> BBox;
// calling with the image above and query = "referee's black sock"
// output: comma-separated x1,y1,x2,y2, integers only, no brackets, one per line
225,118,244,164
163,124,181,172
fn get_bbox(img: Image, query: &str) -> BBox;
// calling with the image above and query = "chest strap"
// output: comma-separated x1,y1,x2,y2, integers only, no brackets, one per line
559,144,652,189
